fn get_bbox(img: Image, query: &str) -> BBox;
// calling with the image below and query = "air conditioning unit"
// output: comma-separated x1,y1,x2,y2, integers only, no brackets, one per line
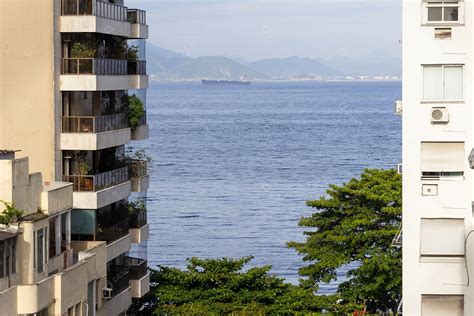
431,107,449,123
394,101,403,116
102,287,112,299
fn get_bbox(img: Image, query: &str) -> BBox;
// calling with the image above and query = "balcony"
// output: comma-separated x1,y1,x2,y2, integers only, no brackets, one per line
129,210,149,244
129,159,149,192
131,112,149,141
126,256,150,298
61,113,131,151
106,234,132,262
63,167,131,209
60,0,131,37
128,9,149,39
60,58,148,91
96,218,130,245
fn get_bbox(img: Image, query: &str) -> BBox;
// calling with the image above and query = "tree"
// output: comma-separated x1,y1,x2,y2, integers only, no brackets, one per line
288,169,402,313
129,256,340,315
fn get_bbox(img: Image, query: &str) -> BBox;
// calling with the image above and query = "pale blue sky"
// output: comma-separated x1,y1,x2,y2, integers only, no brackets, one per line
128,0,402,61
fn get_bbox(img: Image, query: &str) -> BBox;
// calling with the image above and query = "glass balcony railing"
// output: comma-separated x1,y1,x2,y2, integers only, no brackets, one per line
62,166,129,192
129,210,147,229
62,113,128,133
62,0,128,21
127,61,147,75
127,9,146,24
96,218,130,244
128,159,148,178
125,256,148,279
61,58,128,75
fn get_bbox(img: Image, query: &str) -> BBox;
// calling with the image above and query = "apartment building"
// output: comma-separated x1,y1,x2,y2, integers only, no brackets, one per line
403,1,474,315
0,0,150,314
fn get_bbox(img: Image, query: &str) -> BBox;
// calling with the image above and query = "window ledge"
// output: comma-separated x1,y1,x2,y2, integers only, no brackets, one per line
420,100,464,105
421,23,465,27
420,256,465,264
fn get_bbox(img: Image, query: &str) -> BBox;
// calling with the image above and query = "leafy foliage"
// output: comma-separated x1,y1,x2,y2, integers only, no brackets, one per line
71,42,97,58
288,169,402,313
127,94,145,129
0,201,23,225
108,37,139,61
129,256,342,315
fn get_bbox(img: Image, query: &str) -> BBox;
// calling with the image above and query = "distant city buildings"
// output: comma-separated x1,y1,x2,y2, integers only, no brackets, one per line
402,0,472,315
0,0,150,314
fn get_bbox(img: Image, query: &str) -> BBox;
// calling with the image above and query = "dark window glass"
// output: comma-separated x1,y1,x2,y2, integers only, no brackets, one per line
428,7,443,21
444,7,459,21
11,238,16,274
0,241,4,278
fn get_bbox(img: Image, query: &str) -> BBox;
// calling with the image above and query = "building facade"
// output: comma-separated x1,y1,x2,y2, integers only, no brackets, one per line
403,0,474,315
0,0,150,314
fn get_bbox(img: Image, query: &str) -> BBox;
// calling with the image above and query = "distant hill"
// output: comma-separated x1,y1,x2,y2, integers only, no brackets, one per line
248,57,340,78
324,54,401,76
165,56,266,80
146,44,191,75
145,44,401,80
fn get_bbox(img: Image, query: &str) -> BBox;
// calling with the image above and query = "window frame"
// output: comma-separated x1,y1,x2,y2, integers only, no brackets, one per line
423,1,464,25
422,65,464,102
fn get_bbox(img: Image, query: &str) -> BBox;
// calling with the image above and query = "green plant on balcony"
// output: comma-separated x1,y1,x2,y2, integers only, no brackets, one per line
71,42,97,58
127,94,145,129
109,37,139,61
127,199,146,216
0,201,23,225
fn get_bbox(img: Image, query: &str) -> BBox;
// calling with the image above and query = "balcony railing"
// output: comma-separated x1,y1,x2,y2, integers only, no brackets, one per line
108,266,130,298
127,61,147,75
128,159,148,178
127,9,146,24
62,113,128,133
63,166,129,192
130,210,147,229
96,0,127,21
62,0,128,21
61,58,127,75
96,218,130,244
125,256,148,279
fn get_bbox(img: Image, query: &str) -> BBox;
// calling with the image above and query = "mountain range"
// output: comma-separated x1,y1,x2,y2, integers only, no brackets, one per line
146,43,401,81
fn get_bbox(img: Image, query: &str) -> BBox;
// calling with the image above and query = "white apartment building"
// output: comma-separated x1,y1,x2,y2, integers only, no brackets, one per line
0,0,151,314
403,0,474,315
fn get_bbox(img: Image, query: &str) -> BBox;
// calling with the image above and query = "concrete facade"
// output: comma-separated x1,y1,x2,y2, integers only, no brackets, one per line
403,0,474,315
0,0,151,314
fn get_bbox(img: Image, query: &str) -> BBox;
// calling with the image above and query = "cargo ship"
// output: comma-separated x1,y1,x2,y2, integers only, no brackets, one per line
202,79,252,86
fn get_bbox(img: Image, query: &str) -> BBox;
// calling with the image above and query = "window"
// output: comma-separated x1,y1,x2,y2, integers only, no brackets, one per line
35,228,48,273
426,1,460,23
0,238,17,278
421,142,465,179
421,295,464,316
423,65,463,101
420,218,465,257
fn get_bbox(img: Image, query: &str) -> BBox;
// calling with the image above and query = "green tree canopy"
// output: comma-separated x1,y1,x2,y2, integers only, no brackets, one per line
288,169,402,313
130,256,341,315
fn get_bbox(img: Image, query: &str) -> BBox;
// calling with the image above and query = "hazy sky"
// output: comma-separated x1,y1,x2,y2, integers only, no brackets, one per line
128,0,402,61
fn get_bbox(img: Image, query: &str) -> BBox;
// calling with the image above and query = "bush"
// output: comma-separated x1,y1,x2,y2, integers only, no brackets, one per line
127,94,145,129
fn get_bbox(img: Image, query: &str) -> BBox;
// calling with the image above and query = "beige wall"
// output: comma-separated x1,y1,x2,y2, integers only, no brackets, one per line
0,0,61,182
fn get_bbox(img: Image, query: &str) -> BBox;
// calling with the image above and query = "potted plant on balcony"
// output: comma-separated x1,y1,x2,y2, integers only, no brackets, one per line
73,155,92,191
71,42,97,58
127,94,145,129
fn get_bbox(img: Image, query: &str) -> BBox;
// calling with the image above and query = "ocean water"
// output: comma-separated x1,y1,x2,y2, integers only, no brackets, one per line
139,81,402,293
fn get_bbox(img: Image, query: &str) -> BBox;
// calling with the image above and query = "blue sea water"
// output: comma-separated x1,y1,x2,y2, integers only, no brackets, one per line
139,81,402,293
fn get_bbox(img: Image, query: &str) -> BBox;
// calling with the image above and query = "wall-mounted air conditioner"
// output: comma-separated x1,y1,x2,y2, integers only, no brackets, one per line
102,287,112,299
431,107,449,124
394,101,403,116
